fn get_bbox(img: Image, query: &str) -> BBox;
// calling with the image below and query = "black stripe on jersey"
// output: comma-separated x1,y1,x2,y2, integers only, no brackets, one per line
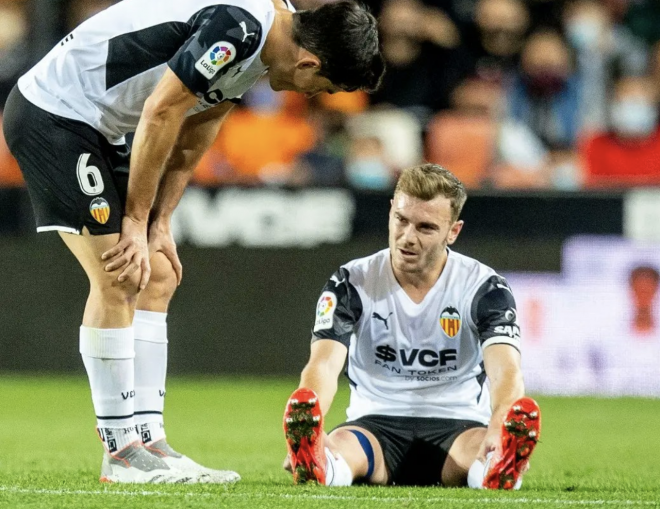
471,275,520,348
312,268,363,347
168,5,263,95
106,22,190,91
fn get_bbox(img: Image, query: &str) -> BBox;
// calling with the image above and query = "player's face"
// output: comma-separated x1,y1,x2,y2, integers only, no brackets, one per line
389,193,463,276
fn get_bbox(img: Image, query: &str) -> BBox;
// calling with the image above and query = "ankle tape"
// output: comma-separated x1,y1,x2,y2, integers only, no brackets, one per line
348,429,374,479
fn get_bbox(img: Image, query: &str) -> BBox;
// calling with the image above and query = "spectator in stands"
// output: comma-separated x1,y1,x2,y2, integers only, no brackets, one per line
581,75,660,188
427,77,554,189
370,0,465,119
461,0,531,85
292,92,369,187
507,29,582,151
563,0,648,132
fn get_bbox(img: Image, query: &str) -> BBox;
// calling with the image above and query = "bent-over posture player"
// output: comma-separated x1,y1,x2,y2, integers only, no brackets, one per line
284,164,541,488
4,0,384,484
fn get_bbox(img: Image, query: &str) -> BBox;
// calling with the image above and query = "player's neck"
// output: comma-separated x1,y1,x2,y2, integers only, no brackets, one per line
261,7,296,71
393,252,448,304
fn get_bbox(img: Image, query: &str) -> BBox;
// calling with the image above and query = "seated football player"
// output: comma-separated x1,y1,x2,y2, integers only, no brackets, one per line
283,163,541,489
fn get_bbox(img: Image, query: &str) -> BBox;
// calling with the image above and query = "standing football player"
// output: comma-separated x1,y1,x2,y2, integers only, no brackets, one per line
3,0,384,484
284,164,541,489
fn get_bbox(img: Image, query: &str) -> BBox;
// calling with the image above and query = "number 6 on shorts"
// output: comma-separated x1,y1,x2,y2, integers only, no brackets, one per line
77,153,105,196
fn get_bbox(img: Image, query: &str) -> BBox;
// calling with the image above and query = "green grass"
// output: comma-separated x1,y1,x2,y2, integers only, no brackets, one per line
0,374,659,508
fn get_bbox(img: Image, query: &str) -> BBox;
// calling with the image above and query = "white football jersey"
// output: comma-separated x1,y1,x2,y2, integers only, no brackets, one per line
312,248,521,424
18,0,293,144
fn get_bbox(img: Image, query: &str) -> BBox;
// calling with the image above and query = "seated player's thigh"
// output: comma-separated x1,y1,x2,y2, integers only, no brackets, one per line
137,251,178,312
441,426,487,487
328,426,388,485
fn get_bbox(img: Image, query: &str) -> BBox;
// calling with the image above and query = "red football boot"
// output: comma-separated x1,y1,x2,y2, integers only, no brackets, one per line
283,388,327,485
483,397,541,490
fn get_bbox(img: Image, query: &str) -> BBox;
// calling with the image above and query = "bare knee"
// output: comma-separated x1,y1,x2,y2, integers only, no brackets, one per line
328,427,388,485
89,268,142,308
138,252,178,310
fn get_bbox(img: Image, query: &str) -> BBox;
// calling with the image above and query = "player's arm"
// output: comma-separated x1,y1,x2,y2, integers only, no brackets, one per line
146,101,235,284
302,267,362,414
471,276,524,461
300,340,348,416
102,70,199,288
481,344,524,459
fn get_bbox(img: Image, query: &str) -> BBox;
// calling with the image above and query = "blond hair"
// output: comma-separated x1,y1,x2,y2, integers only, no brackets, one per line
394,164,467,221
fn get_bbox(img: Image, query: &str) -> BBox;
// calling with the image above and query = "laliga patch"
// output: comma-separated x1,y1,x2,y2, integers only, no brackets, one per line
89,197,110,224
440,306,461,338
195,41,236,79
314,291,337,332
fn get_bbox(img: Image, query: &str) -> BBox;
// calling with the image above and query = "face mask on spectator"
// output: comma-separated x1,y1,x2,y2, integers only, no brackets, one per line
566,19,602,50
524,70,567,97
610,99,658,137
346,158,392,190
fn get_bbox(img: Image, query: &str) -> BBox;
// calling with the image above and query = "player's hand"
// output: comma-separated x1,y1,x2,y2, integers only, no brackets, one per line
147,218,183,285
101,215,151,290
477,424,502,463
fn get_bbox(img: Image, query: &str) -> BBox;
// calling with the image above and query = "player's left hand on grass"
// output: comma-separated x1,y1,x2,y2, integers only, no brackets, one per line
147,218,183,285
101,215,151,290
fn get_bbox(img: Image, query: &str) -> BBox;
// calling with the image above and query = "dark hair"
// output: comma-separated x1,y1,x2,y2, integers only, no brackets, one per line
292,1,385,92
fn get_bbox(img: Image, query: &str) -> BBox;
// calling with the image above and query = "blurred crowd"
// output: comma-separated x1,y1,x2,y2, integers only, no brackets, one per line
3,0,660,191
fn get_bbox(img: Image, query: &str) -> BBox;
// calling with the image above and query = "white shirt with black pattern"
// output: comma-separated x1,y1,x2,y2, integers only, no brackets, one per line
312,248,521,424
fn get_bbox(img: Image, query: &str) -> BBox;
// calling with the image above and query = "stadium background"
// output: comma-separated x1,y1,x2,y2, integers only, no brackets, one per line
2,0,660,394
1,2,660,505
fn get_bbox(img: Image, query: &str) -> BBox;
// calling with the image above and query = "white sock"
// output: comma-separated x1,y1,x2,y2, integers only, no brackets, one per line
468,453,523,490
324,448,353,487
467,457,486,489
133,310,168,444
80,326,139,453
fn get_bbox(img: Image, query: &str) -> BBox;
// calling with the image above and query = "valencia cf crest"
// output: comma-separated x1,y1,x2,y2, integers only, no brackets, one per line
89,197,110,224
440,306,461,338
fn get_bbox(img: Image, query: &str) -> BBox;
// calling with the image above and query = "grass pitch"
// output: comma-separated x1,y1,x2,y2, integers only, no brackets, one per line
0,374,659,508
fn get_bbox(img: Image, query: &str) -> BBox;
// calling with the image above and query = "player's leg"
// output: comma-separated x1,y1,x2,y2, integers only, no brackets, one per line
325,426,389,485
133,252,176,447
440,426,487,486
284,388,391,486
443,398,542,490
477,397,542,490
133,253,240,483
3,87,200,483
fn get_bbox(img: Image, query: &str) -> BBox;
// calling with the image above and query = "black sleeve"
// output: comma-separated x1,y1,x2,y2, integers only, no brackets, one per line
470,275,521,351
168,5,263,94
311,268,363,347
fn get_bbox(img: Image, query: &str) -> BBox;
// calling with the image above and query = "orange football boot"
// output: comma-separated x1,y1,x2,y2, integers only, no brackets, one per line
483,396,541,490
283,388,327,484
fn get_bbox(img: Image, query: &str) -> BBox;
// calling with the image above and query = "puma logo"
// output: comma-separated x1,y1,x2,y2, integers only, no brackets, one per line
330,274,346,287
372,312,393,330
240,21,256,42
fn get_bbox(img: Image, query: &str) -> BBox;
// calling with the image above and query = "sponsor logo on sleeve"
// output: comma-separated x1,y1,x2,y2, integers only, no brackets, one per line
314,291,337,332
195,41,236,79
440,306,461,338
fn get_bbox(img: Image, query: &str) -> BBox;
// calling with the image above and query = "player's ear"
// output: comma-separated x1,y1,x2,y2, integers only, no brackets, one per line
446,220,464,245
295,49,321,71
